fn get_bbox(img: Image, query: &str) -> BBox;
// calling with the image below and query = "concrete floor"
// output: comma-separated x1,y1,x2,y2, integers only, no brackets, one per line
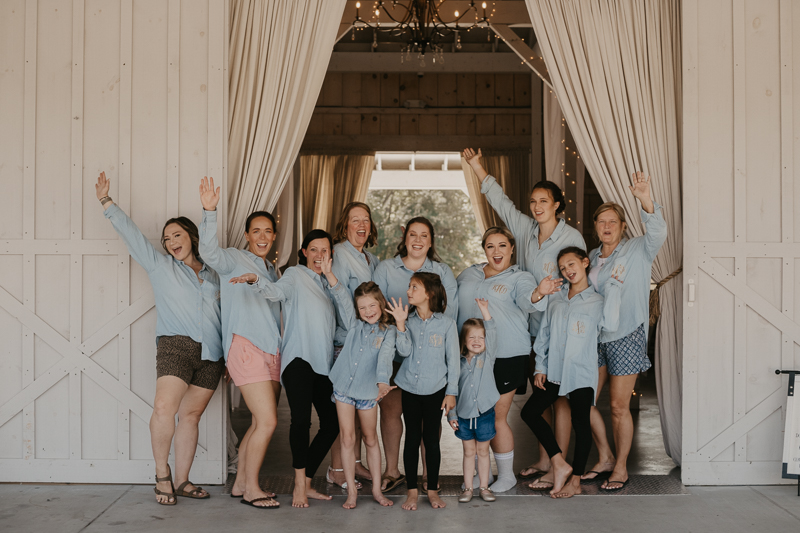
3,372,798,532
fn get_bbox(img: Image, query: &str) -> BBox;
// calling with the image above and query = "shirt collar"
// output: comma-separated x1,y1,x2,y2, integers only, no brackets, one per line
591,237,628,261
243,250,275,273
564,285,597,301
393,255,432,271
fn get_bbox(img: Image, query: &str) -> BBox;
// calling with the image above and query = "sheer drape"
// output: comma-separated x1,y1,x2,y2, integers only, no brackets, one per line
462,151,532,234
525,0,683,462
226,0,346,249
299,154,376,235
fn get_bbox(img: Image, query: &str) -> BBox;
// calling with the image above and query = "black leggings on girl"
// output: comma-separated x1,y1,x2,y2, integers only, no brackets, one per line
520,382,594,477
281,357,340,478
401,386,447,491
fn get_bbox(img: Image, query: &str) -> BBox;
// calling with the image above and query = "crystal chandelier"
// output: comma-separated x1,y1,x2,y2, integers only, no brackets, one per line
352,1,491,67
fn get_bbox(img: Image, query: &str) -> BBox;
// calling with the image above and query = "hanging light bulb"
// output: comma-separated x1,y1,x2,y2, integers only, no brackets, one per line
372,29,378,49
455,30,462,50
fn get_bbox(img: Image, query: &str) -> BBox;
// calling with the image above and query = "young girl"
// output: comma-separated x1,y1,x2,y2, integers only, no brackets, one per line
321,275,396,509
520,246,619,499
387,272,460,511
448,298,498,503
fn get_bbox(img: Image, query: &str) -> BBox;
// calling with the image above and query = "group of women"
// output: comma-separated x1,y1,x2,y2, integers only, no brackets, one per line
94,146,666,511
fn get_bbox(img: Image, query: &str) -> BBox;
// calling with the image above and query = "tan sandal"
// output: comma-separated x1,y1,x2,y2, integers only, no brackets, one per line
154,465,177,505
175,480,210,499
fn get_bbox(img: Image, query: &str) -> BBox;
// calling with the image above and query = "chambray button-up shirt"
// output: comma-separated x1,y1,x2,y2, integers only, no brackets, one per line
331,240,380,346
251,265,336,377
199,209,281,360
481,175,587,335
589,202,667,343
373,255,459,321
394,311,460,397
447,320,500,422
328,282,395,400
534,286,612,399
456,263,541,359
104,204,222,362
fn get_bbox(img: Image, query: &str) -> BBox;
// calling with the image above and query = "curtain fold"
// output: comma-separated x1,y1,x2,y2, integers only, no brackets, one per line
462,151,532,234
299,154,376,235
525,0,683,462
226,0,346,249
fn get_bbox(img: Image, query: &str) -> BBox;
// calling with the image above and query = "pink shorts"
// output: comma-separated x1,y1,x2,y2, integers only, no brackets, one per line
226,334,281,386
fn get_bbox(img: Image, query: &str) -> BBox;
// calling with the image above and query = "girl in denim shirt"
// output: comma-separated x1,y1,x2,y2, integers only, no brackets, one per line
387,272,459,511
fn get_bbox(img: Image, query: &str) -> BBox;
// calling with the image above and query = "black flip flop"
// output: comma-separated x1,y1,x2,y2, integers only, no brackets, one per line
580,470,611,482
240,497,280,509
601,479,630,491
231,492,277,499
519,467,547,479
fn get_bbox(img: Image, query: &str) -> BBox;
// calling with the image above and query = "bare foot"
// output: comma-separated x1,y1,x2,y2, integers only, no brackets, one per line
428,491,447,509
307,488,332,501
580,461,616,481
550,463,574,495
600,467,629,490
401,489,418,511
155,478,174,504
355,461,373,481
527,470,554,490
372,491,394,507
232,482,275,499
343,490,358,509
292,483,309,508
243,488,279,508
520,461,550,477
551,475,582,499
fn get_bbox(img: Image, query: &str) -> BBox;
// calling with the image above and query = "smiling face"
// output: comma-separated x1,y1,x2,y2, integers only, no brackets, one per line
406,277,430,307
558,252,590,286
529,188,559,224
302,237,331,274
163,223,194,263
356,295,382,325
483,233,514,272
245,216,276,259
345,206,371,250
405,222,432,260
465,325,486,355
595,209,625,247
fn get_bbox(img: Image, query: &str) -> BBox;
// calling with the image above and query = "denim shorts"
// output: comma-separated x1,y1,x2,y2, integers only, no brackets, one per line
332,390,378,411
454,407,496,442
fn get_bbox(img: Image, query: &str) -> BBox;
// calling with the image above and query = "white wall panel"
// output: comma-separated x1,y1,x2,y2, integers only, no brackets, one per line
0,0,227,483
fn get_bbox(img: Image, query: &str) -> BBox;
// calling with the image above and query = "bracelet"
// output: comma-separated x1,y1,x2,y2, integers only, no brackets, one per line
100,197,113,206
99,196,110,203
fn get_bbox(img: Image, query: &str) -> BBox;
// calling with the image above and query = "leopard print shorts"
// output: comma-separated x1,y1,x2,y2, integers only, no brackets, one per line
156,335,224,390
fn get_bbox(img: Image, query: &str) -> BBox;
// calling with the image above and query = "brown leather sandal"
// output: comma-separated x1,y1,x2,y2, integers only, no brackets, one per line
175,480,210,499
154,465,177,505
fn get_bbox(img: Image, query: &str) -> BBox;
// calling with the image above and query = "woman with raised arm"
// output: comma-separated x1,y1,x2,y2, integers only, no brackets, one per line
95,172,224,506
583,172,667,491
326,202,381,489
371,217,458,493
463,147,587,485
456,226,562,493
229,230,340,508
198,177,280,509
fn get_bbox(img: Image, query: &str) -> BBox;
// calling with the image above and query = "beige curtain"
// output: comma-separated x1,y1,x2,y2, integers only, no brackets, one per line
462,151,532,234
226,0,346,249
526,0,683,462
299,154,376,235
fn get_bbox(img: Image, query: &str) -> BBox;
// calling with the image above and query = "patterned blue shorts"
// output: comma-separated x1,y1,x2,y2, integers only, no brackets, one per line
597,323,651,376
332,391,378,411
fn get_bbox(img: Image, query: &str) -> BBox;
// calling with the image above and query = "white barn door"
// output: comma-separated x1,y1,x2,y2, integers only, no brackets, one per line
0,0,228,483
683,0,800,484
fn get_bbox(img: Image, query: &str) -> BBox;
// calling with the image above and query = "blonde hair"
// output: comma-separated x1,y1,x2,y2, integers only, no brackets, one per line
592,202,627,240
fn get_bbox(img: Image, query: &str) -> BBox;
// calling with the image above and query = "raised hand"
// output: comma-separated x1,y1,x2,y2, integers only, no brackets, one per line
537,274,563,296
199,176,221,211
629,171,654,213
229,273,258,285
376,383,397,402
475,298,492,320
462,148,488,181
386,297,409,327
534,373,547,390
95,171,110,201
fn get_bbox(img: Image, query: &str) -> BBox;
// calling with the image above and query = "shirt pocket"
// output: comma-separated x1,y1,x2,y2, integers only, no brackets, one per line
427,333,444,348
567,313,594,339
487,282,512,304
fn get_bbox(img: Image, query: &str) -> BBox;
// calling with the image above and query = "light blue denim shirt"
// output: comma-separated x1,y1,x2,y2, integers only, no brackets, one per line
199,209,281,360
447,320,500,422
328,282,395,400
331,240,380,346
394,311,460,396
456,263,540,359
589,202,667,343
250,265,336,377
372,255,459,321
481,175,587,334
104,204,222,362
534,286,616,399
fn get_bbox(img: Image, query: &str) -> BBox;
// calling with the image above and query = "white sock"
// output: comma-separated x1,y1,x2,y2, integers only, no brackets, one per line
489,450,518,493
473,453,494,488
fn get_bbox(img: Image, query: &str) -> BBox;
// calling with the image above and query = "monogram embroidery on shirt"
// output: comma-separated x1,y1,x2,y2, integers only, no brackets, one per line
428,334,444,347
491,284,508,294
215,290,221,300
542,261,557,275
372,337,383,349
477,359,484,369
610,264,626,283
571,321,586,336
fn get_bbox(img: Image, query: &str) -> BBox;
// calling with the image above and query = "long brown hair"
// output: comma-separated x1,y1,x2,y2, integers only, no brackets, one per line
161,217,200,260
459,318,485,356
409,272,447,314
353,281,394,330
333,202,378,247
394,217,442,262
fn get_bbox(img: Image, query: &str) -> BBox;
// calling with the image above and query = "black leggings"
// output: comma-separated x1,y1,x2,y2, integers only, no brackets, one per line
282,358,340,478
401,387,446,491
520,382,594,477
